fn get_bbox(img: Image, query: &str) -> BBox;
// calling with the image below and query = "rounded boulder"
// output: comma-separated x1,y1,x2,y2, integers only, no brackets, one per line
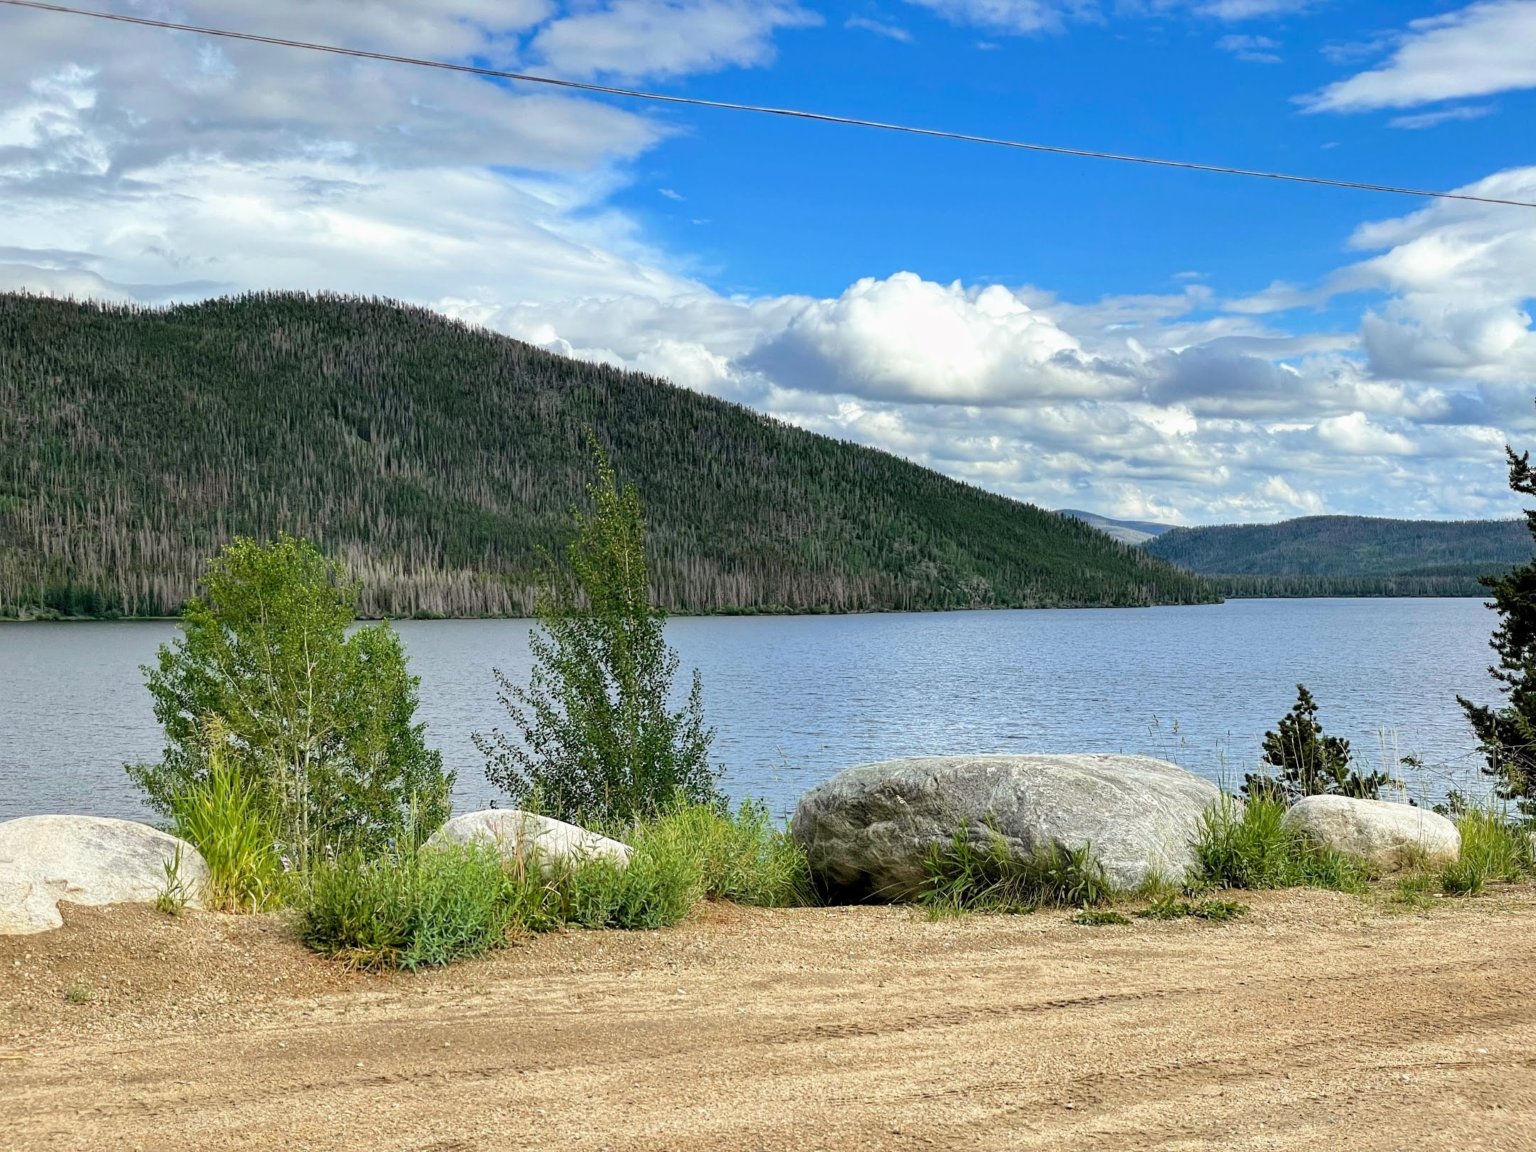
793,754,1222,900
425,809,633,874
0,815,210,935
1281,794,1459,872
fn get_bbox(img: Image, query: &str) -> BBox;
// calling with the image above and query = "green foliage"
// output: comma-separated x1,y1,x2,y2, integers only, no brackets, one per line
169,733,288,912
1072,908,1131,926
1242,684,1392,802
921,827,1113,916
1393,871,1438,910
0,292,1218,619
126,535,452,869
299,803,807,970
1460,441,1536,815
630,801,811,908
301,844,558,972
155,845,190,917
1439,806,1533,897
476,443,722,825
1144,515,1530,598
1193,795,1372,893
1136,894,1249,922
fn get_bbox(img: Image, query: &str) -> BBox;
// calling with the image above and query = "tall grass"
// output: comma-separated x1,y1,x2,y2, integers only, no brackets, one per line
1441,806,1533,896
1193,795,1372,893
921,826,1112,915
170,746,289,912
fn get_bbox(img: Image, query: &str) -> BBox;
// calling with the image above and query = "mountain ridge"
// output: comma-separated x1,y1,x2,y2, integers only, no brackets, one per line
0,291,1217,618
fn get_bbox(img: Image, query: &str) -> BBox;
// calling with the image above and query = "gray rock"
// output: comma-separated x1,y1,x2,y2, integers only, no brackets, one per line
793,754,1222,899
0,815,210,935
425,809,633,874
1281,795,1459,872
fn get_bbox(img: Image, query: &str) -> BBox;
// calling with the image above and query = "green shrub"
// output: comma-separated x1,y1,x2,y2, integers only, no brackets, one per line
1440,806,1533,897
555,845,701,931
1194,795,1371,893
921,827,1112,915
301,844,556,971
170,735,288,912
1242,684,1392,802
128,535,452,870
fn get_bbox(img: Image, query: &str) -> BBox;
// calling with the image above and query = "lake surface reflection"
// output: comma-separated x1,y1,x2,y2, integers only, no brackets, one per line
0,598,1501,822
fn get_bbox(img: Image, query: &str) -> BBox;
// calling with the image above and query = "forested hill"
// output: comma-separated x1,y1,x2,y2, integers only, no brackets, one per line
1143,516,1531,597
0,292,1216,618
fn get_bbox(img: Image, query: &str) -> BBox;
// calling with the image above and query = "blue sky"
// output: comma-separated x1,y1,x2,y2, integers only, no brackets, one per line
2,0,1536,524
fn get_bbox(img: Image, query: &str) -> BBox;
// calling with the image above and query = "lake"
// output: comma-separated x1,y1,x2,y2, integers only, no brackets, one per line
0,598,1506,823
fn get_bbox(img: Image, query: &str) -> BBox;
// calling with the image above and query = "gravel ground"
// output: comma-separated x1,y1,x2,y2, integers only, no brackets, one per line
4,889,1535,1151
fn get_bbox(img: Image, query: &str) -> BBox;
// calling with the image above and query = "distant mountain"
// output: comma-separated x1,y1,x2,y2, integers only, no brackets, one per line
0,292,1218,619
1143,515,1531,597
1058,509,1177,546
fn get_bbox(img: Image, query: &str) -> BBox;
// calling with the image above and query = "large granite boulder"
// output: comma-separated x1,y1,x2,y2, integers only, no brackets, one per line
425,809,633,874
1281,795,1459,872
793,754,1222,899
0,815,210,935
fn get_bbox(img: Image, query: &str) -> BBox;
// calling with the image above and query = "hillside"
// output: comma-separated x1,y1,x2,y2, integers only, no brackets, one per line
1058,509,1176,546
1143,515,1530,597
0,292,1216,618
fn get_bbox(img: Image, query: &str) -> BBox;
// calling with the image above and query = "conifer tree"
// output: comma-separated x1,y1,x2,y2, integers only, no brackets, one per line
1243,684,1391,802
1460,443,1536,814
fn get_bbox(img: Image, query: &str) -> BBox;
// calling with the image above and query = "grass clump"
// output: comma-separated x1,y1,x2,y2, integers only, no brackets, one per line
559,801,812,929
1440,806,1533,897
1394,870,1438,909
1136,894,1249,922
170,742,290,912
1072,908,1131,926
301,843,556,972
1193,795,1372,893
921,826,1112,917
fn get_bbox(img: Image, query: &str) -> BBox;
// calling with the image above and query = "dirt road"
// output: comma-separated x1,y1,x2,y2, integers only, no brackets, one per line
4,890,1535,1151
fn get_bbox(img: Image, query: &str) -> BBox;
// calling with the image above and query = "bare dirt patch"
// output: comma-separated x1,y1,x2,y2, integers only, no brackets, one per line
4,889,1535,1151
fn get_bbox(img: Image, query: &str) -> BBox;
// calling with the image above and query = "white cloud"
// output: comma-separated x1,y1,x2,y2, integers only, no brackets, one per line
532,0,820,82
846,15,915,42
1216,34,1282,63
902,0,1095,35
1388,104,1496,130
3,1,1535,526
1305,1,1536,113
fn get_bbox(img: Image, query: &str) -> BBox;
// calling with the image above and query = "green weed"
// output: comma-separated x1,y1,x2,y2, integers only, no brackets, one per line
1135,894,1249,922
1072,908,1131,926
1193,795,1372,894
921,826,1112,916
301,843,556,972
170,742,289,912
1440,806,1533,897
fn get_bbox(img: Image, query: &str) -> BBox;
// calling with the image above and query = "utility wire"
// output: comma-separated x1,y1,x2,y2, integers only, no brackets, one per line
4,0,1534,211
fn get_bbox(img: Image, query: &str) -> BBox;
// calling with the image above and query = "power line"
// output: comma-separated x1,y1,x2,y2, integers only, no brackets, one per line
4,0,1534,211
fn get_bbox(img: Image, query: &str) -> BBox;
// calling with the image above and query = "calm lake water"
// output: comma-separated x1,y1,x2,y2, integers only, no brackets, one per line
0,599,1506,823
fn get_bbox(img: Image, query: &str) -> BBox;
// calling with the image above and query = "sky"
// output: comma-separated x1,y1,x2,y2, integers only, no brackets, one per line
2,0,1535,525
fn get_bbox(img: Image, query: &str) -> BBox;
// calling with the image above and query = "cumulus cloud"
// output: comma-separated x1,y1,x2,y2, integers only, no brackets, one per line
3,1,1535,525
1304,1,1536,113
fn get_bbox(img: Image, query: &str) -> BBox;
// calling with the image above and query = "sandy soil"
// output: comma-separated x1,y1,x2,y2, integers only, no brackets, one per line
4,889,1536,1151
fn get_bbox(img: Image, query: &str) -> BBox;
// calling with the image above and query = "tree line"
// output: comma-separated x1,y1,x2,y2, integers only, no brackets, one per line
0,291,1216,618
